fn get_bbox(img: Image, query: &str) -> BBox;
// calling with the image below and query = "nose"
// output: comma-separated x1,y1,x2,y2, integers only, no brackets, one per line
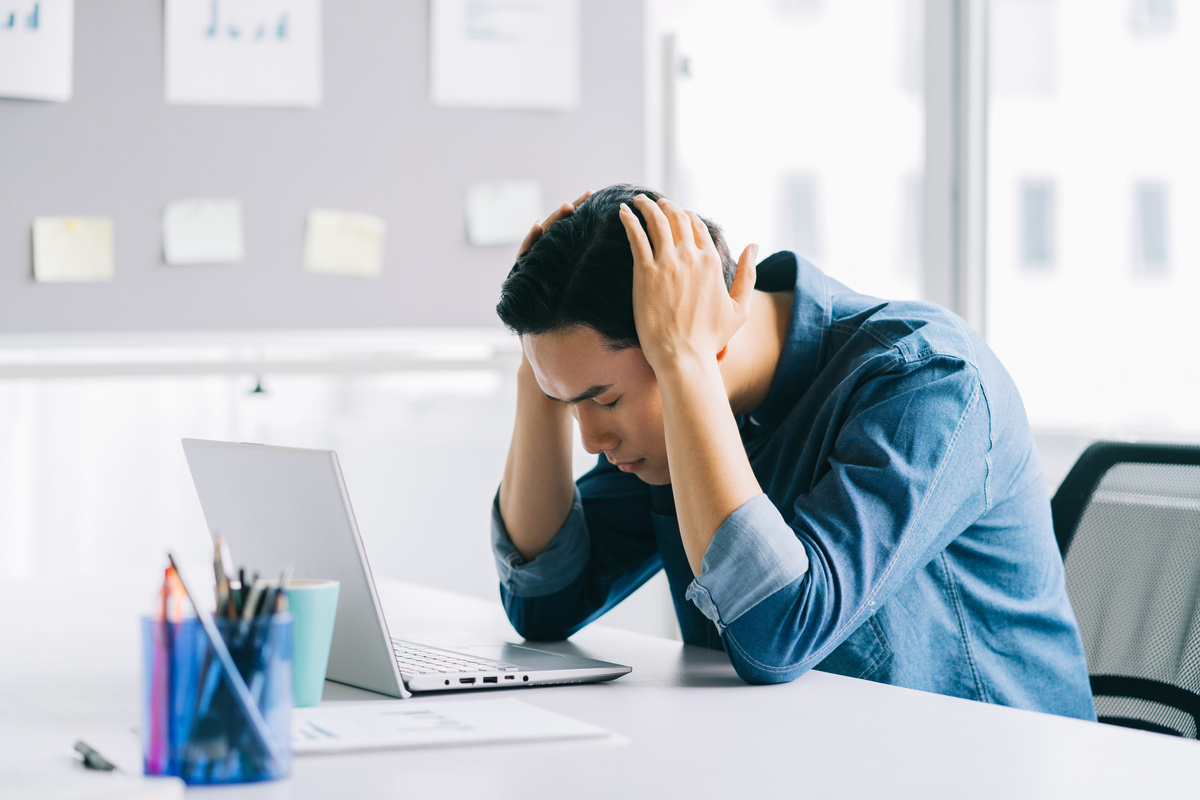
575,406,619,455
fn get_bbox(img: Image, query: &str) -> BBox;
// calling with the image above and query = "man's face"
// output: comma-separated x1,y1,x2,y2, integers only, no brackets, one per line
523,325,670,485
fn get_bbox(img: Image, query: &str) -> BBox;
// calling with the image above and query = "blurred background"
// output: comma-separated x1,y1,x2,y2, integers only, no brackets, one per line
2,0,1198,641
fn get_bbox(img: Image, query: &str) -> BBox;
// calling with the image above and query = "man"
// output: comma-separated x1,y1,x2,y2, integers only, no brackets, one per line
491,183,1095,719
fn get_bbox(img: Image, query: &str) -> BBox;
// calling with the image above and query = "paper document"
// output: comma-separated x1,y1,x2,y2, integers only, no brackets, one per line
0,0,74,101
292,698,611,754
164,0,322,107
162,198,244,265
430,0,580,110
32,216,114,282
466,180,543,247
304,209,385,278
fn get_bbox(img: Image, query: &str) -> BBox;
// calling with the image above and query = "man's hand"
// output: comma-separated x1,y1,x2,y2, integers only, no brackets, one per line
619,194,758,373
518,190,593,259
498,190,592,562
618,194,763,575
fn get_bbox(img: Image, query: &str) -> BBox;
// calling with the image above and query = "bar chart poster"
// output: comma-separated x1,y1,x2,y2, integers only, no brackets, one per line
165,0,322,107
0,1,73,101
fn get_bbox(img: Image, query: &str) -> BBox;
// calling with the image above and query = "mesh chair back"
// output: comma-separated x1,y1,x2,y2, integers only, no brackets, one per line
1052,442,1200,737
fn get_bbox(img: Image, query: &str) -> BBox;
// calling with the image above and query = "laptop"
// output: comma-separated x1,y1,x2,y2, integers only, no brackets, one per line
181,438,631,698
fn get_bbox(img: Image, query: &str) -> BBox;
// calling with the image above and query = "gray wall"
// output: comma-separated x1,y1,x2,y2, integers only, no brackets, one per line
0,0,644,332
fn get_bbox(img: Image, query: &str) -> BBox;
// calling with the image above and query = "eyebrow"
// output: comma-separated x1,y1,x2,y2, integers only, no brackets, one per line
544,384,614,405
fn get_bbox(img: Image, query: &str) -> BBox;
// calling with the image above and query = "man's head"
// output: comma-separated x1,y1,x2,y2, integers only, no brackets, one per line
496,184,737,485
496,183,736,350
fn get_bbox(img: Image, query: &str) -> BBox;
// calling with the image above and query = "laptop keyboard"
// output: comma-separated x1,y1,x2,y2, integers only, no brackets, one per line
391,639,521,675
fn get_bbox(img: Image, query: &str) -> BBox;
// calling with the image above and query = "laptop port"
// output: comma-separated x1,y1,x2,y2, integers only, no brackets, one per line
483,676,498,684
504,675,515,680
459,678,476,684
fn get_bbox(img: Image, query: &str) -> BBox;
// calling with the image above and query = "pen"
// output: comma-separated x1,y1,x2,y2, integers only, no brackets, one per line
214,535,233,619
257,566,291,622
74,740,118,772
238,574,263,641
237,568,247,618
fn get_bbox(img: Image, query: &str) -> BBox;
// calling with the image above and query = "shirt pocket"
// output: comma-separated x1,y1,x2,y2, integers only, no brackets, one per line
815,612,894,681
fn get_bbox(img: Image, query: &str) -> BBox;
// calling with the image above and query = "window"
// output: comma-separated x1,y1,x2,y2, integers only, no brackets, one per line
987,0,1200,435
1020,180,1056,270
1130,0,1176,36
779,175,821,261
659,0,924,301
1133,182,1169,275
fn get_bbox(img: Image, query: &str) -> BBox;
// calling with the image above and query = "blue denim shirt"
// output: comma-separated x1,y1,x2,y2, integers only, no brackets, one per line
492,252,1097,720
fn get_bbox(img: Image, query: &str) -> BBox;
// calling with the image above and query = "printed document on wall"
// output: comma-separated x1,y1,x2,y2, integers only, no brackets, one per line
430,0,579,110
162,198,244,265
466,180,543,246
164,0,322,107
0,0,74,101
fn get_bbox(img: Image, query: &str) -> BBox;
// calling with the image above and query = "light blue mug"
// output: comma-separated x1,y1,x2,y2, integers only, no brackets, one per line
284,579,340,708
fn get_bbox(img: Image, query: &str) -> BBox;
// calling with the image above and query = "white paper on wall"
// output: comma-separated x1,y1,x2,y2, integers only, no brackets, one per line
162,198,245,265
465,180,544,247
164,0,322,107
304,209,385,278
32,216,115,282
430,0,579,110
0,0,74,102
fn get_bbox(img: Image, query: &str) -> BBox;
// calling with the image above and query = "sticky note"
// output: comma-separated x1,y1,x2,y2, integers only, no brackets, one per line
32,216,115,282
466,180,544,247
304,209,385,278
162,197,245,265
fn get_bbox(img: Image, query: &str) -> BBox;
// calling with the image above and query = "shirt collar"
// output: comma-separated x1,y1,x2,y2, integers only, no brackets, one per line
743,251,831,433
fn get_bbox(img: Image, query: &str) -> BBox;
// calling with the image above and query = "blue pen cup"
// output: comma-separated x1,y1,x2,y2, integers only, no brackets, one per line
141,615,293,784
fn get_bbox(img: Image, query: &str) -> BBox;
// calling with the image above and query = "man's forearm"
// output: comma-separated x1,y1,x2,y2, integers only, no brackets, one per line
656,354,763,575
498,361,577,561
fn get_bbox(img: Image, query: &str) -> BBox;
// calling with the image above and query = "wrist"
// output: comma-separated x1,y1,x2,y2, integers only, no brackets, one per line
649,345,719,380
517,358,563,410
651,348,726,400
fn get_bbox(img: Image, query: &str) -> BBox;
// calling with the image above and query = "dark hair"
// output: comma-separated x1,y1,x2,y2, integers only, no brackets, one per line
495,183,736,350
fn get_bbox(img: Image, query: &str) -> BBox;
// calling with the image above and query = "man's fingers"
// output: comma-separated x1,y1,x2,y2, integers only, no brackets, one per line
632,194,674,255
686,211,716,251
540,201,576,231
521,192,591,256
619,203,655,265
517,222,542,257
656,198,695,249
731,244,760,309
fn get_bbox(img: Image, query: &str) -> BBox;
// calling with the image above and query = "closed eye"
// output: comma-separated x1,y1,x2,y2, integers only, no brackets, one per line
598,397,620,410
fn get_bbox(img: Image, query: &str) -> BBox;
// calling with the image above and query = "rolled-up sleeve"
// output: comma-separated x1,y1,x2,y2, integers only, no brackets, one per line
685,494,810,632
710,358,991,684
491,487,591,597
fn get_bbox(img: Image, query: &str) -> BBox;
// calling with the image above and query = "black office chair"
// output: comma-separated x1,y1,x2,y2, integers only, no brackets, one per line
1052,441,1200,737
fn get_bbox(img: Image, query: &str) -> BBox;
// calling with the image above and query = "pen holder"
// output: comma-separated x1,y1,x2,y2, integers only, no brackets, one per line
141,614,293,784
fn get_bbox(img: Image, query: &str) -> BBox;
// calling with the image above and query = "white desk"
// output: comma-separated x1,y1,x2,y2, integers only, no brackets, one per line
4,575,1198,798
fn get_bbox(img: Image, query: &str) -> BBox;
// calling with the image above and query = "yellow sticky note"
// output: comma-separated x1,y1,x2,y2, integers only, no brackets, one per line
304,209,385,278
32,217,115,282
